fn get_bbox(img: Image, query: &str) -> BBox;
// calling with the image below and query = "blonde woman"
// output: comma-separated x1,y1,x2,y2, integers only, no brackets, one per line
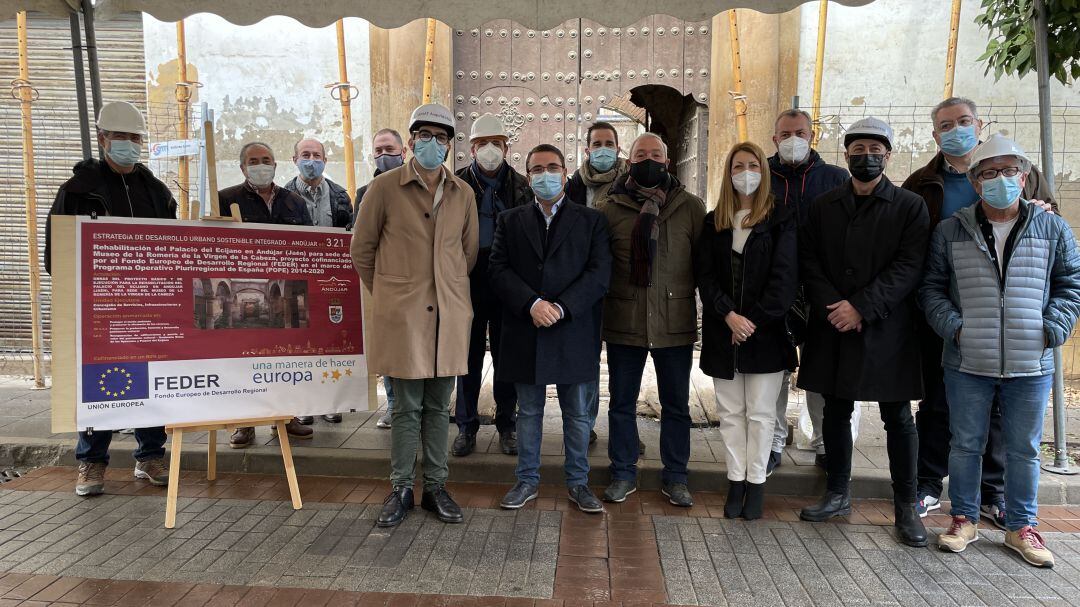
695,142,798,519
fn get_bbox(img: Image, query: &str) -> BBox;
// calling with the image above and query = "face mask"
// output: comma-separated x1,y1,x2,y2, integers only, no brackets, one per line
106,139,141,167
732,170,761,196
245,164,276,188
589,147,618,173
375,153,403,173
847,154,886,183
980,175,1023,209
778,136,810,165
938,124,979,157
297,159,325,181
474,143,504,172
531,172,563,200
413,139,446,170
629,158,667,188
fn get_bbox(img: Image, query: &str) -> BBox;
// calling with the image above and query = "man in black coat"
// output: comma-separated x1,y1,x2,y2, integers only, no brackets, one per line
488,144,612,514
218,142,314,447
797,117,930,548
45,101,176,498
451,114,533,458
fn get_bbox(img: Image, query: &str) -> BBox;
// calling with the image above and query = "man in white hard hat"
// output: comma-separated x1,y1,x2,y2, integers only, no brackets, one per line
921,134,1080,568
44,101,177,497
903,97,1058,525
798,117,930,548
351,103,478,528
451,112,530,458
766,109,849,475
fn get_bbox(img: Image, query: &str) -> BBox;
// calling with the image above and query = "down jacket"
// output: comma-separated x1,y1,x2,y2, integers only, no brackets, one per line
918,200,1080,378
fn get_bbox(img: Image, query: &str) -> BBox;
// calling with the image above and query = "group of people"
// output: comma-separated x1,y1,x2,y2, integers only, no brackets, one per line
45,95,1080,570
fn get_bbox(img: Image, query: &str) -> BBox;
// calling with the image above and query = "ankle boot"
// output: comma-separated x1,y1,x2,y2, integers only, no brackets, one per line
799,490,851,522
742,482,765,520
724,480,746,519
894,502,928,547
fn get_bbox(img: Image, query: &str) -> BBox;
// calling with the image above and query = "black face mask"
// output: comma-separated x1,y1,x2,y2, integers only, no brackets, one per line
629,158,667,188
847,154,886,183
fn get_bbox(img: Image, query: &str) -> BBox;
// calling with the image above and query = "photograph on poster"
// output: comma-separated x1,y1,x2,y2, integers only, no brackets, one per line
192,278,309,330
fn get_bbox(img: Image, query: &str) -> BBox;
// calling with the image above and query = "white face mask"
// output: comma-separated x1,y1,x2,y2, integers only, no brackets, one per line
732,170,761,196
246,164,276,187
475,142,505,172
778,136,810,165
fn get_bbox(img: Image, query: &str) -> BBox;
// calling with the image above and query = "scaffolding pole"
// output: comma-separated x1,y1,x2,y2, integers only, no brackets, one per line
68,12,91,160
422,18,437,103
943,0,963,99
176,20,192,219
15,12,45,388
81,0,103,158
727,10,748,142
1033,0,1073,475
335,20,357,204
810,0,828,146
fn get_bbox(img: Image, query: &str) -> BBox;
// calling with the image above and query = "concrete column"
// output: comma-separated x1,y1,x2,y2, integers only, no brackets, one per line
367,19,453,143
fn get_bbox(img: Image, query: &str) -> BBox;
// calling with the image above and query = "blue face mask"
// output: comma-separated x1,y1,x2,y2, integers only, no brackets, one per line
297,159,325,181
939,124,979,157
412,139,446,170
106,139,141,167
589,148,617,173
980,175,1023,209
531,172,564,200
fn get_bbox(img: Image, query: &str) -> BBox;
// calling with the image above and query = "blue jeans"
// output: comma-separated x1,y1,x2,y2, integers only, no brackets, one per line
384,376,395,413
607,343,693,485
944,369,1052,531
76,427,166,465
515,381,595,488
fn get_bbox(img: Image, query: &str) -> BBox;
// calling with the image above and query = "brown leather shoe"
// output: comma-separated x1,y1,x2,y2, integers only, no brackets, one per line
271,418,314,439
229,427,255,449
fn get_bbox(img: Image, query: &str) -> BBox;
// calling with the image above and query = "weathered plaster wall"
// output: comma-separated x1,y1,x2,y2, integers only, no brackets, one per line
142,14,372,195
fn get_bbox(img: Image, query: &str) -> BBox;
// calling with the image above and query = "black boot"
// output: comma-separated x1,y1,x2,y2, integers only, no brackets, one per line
377,486,413,528
894,503,928,547
799,491,851,522
724,480,746,519
422,487,464,523
742,482,765,521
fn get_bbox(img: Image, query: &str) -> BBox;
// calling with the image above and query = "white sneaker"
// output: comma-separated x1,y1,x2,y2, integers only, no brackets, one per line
376,412,392,429
915,494,940,518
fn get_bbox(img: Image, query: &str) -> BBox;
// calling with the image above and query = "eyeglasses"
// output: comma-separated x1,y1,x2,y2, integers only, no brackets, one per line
526,164,565,176
105,133,143,145
413,131,450,145
977,167,1022,180
937,116,976,131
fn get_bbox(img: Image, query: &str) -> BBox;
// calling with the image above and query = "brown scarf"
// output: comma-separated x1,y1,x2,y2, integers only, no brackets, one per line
627,175,669,287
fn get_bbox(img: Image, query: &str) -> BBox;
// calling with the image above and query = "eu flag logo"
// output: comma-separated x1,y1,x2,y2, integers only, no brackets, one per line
82,362,149,403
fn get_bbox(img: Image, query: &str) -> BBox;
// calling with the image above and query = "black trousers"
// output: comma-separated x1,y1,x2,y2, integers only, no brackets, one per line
916,379,1005,503
823,396,917,504
456,250,517,435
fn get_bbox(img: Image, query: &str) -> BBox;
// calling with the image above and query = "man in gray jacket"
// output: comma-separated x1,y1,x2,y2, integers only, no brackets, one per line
920,135,1080,568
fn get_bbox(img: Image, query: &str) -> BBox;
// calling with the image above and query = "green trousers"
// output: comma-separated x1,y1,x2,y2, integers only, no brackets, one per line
389,376,455,491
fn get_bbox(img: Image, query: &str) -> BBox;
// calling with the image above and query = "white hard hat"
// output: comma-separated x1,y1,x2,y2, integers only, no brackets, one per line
470,113,507,141
968,134,1031,170
409,103,456,137
844,116,894,151
96,101,147,136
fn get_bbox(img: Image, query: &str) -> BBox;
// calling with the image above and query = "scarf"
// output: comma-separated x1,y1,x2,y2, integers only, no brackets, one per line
474,163,505,249
627,174,670,287
579,158,624,208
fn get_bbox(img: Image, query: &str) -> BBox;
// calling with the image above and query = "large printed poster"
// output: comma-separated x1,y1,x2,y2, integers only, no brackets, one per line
75,217,366,430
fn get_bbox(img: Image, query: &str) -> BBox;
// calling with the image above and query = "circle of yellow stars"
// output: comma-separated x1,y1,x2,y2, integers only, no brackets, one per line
320,367,353,384
98,366,134,398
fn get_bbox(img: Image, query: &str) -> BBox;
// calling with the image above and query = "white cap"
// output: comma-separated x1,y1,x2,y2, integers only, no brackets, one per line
96,101,147,136
470,113,507,141
844,116,894,151
968,134,1031,170
409,103,455,137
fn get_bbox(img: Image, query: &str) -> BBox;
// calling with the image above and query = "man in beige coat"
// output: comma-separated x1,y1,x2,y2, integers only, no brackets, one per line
351,103,479,528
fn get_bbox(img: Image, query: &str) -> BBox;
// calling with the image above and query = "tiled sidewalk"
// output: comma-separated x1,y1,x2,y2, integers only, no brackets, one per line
1,468,1079,605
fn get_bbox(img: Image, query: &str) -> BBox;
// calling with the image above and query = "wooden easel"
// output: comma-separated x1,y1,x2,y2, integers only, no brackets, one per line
161,114,302,529
164,416,302,528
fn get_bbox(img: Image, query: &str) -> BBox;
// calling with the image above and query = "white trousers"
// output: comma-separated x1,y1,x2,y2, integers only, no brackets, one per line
713,372,785,484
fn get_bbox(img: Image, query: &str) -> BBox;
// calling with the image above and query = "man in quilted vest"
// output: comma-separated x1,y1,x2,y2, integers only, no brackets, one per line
920,135,1080,568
